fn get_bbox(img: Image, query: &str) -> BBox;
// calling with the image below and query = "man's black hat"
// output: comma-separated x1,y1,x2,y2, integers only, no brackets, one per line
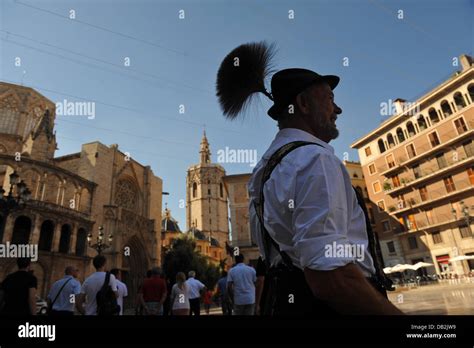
216,41,340,121
267,68,339,119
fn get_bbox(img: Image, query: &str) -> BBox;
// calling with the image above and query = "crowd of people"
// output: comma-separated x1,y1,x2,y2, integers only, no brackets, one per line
0,253,261,316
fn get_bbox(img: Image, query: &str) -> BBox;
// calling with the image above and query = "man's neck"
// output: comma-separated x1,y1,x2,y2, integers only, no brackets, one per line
280,124,330,143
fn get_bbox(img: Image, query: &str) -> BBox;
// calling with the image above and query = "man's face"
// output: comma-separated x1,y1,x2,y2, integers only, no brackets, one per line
301,82,342,142
73,268,79,278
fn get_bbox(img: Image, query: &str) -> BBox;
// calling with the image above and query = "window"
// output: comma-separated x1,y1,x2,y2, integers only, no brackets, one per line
428,108,440,124
419,186,428,201
396,194,405,209
407,214,417,230
368,163,377,175
382,220,391,232
454,117,468,134
387,241,396,253
440,100,453,117
392,175,401,188
377,200,385,212
463,140,474,157
468,167,474,185
454,92,466,109
443,176,456,193
413,165,421,179
417,115,427,131
353,173,359,178
408,236,418,249
220,183,223,197
406,144,416,159
365,146,372,157
432,231,443,244
396,127,405,143
436,153,447,169
386,154,396,168
378,139,386,153
460,224,472,238
428,132,440,147
197,245,202,252
192,182,197,198
373,181,381,193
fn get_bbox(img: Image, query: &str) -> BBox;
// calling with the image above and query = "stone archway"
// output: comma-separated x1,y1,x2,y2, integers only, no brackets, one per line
11,215,32,244
121,235,149,311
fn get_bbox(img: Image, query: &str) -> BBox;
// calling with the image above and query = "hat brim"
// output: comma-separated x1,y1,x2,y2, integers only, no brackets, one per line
267,75,340,119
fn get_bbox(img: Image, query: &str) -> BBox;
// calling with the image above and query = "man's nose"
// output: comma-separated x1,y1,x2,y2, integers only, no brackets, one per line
334,103,342,114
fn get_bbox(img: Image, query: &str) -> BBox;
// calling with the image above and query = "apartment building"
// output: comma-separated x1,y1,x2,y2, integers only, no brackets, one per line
351,54,474,276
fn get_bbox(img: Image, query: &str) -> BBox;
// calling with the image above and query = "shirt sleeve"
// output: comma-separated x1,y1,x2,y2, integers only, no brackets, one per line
73,281,81,295
109,274,118,292
292,153,355,270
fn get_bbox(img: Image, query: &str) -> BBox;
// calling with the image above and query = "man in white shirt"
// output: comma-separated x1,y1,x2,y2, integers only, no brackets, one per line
47,266,81,316
111,268,128,315
76,255,118,315
185,271,206,316
216,42,403,315
227,254,257,315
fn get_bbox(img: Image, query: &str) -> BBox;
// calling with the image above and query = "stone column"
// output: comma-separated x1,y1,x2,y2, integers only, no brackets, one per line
70,224,78,255
52,222,62,252
29,214,42,245
2,214,16,243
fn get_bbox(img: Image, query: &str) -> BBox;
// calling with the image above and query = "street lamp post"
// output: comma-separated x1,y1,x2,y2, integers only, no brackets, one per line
87,226,113,255
0,171,32,242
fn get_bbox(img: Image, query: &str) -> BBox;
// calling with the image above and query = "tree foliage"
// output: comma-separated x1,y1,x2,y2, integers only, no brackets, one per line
162,236,221,289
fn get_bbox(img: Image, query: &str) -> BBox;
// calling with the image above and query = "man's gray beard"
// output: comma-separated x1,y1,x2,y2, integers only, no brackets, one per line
322,122,339,140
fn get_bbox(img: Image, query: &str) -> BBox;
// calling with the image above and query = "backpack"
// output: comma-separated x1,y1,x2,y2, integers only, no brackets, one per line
96,272,120,316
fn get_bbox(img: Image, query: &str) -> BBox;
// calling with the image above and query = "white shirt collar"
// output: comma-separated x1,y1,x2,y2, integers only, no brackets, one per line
273,128,335,155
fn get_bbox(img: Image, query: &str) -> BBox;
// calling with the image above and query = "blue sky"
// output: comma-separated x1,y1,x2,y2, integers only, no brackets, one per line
1,0,472,230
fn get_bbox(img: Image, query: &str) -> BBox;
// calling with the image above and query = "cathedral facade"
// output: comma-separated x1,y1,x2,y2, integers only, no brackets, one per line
0,82,163,304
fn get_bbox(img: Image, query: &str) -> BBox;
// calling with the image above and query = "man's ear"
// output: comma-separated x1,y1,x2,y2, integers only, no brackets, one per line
296,92,309,115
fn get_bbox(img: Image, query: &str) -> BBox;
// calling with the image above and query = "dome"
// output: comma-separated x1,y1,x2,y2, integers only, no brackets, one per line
161,208,181,233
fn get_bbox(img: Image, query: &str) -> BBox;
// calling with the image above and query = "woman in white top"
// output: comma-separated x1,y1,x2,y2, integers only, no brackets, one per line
170,272,190,315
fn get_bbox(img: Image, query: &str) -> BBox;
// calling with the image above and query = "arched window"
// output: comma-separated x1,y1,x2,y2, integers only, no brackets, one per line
387,133,396,148
428,108,439,124
11,216,32,244
378,139,386,153
38,220,54,251
192,182,197,198
396,127,405,143
220,183,223,198
406,122,416,137
76,228,87,256
468,84,474,103
440,100,453,117
454,92,466,110
59,224,72,253
417,115,427,131
353,173,358,178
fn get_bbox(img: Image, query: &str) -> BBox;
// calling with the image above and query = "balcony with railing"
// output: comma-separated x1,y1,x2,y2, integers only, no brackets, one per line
383,154,474,195
378,119,474,176
28,199,91,221
387,179,474,215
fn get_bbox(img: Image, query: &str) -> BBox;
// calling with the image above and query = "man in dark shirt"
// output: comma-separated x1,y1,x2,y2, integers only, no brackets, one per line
138,267,167,315
0,258,37,316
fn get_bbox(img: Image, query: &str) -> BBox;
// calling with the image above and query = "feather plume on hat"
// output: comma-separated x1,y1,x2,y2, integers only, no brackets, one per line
216,41,276,120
